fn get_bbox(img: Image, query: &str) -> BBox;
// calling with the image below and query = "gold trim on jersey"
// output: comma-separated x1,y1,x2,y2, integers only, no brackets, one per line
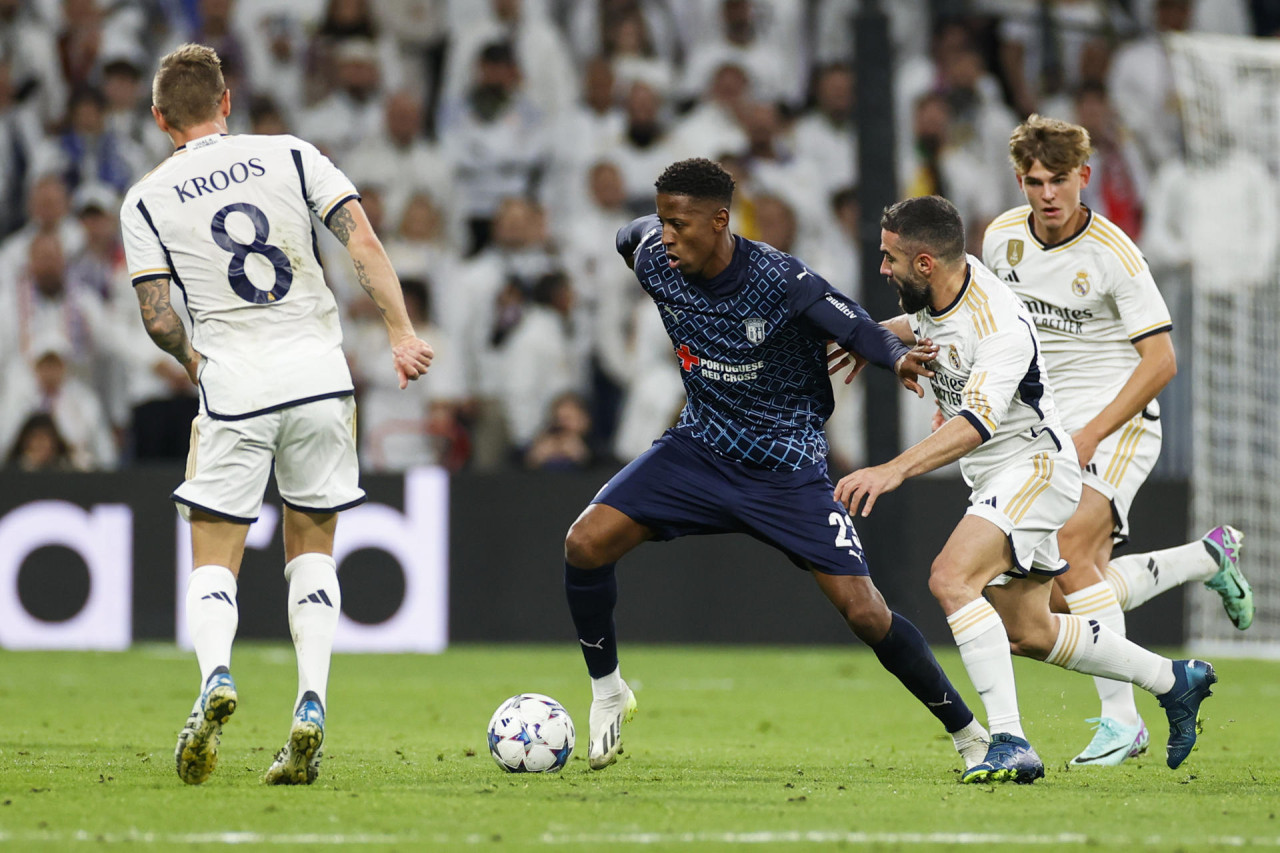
1103,414,1146,487
1091,217,1144,272
1006,452,1054,523
1086,220,1143,277
1128,320,1171,341
131,267,171,279
987,206,1032,234
963,371,995,430
321,193,352,220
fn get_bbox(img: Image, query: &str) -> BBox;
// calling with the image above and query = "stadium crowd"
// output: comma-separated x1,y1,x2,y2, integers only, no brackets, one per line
0,0,1270,475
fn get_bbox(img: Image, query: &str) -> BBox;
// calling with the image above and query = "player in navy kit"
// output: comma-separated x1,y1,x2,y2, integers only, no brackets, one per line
564,158,990,773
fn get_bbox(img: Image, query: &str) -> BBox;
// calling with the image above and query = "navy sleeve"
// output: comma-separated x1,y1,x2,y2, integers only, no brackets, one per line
617,214,660,264
788,269,910,370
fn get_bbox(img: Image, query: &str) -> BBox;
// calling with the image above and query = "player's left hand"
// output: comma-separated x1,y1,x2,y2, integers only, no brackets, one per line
1072,429,1100,468
834,463,904,518
893,339,938,398
392,335,434,389
826,343,867,385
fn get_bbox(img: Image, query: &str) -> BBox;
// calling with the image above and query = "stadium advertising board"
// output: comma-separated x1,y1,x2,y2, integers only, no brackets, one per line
0,468,448,652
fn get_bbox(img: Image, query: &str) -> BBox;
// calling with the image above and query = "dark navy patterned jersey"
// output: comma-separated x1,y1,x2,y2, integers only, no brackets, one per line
617,214,909,471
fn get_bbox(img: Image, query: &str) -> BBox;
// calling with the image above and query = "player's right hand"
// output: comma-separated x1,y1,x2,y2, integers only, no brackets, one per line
392,336,434,389
893,339,938,397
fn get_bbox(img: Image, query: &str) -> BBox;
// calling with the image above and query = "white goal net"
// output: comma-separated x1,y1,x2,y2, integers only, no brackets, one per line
1167,33,1280,655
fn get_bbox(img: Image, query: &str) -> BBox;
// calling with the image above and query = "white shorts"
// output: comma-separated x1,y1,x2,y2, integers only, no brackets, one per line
173,394,365,522
1080,408,1161,544
968,442,1083,579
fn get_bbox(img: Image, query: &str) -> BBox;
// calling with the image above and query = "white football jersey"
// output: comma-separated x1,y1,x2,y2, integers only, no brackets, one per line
914,257,1068,486
121,133,359,418
982,206,1172,431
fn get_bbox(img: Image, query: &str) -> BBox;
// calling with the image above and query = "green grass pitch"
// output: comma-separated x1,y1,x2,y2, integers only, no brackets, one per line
1,643,1277,851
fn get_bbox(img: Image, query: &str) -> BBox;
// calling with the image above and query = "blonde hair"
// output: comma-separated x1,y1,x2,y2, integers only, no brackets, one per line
1008,114,1093,176
152,43,225,131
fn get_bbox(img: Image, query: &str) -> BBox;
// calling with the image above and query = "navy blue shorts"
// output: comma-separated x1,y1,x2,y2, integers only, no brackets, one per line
592,430,869,575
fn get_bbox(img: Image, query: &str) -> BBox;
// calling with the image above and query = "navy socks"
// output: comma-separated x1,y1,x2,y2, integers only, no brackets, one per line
873,612,974,733
564,561,619,678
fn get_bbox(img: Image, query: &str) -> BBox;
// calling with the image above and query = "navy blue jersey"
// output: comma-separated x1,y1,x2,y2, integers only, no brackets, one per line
618,215,908,471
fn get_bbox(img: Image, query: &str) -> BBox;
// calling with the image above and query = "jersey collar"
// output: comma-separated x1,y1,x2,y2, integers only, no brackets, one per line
1027,205,1092,250
174,132,228,153
928,262,973,319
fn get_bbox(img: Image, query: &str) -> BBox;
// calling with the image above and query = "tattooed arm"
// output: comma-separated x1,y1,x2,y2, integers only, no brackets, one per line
135,277,201,384
327,199,433,389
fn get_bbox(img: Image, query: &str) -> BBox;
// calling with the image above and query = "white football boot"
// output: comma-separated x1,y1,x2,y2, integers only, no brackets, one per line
587,681,637,770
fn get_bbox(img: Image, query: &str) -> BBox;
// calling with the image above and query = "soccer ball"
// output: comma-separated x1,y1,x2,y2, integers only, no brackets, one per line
487,693,575,773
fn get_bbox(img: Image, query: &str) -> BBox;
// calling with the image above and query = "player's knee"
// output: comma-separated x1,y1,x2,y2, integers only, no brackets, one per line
564,521,609,569
927,561,971,610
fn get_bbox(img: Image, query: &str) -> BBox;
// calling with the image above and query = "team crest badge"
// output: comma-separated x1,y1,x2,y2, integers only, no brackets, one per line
1006,239,1024,266
745,318,766,344
948,344,961,370
1073,270,1090,296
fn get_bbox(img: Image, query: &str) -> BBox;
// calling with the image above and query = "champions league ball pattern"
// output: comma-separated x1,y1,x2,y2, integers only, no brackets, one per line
487,693,575,773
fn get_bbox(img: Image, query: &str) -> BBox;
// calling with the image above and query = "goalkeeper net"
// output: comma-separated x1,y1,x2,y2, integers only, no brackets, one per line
1167,33,1280,656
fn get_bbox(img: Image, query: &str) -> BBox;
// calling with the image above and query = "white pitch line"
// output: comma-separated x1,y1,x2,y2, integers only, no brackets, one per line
1,830,1277,846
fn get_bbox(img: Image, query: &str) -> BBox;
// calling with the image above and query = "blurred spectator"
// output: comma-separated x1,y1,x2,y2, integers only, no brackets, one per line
247,93,290,135
382,191,462,327
737,100,826,241
669,62,750,168
0,59,44,239
0,231,121,387
524,391,602,470
567,0,681,73
440,0,576,123
298,37,387,161
101,53,169,167
898,92,1000,251
610,80,677,214
348,277,466,471
494,271,586,452
610,294,682,462
1107,0,1193,175
1074,81,1148,240
439,41,549,256
1130,0,1249,34
345,89,453,231
675,0,808,108
997,0,1129,118
547,56,626,224
0,342,118,469
0,0,67,127
813,0,932,69
235,1,322,130
39,85,146,195
0,173,86,282
304,0,403,105
64,181,123,302
452,197,559,468
4,411,74,471
599,5,676,95
794,64,857,203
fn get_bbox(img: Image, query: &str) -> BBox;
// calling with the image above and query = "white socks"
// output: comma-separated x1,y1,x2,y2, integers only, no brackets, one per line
186,564,239,688
1063,582,1139,726
286,553,342,711
1044,614,1175,696
1105,541,1217,611
947,598,1024,740
590,666,625,702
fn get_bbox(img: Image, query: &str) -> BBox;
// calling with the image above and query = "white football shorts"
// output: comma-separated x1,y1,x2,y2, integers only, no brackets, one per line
967,440,1083,579
173,394,365,522
1080,408,1161,545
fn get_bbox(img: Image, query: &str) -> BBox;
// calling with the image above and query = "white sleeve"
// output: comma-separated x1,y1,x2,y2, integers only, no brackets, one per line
294,138,361,228
1101,247,1173,343
961,321,1037,442
119,195,170,286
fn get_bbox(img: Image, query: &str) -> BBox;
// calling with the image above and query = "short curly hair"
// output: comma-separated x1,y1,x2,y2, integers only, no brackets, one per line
654,158,735,206
880,195,965,263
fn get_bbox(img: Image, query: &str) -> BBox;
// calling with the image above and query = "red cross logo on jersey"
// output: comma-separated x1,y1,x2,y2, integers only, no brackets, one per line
676,344,700,371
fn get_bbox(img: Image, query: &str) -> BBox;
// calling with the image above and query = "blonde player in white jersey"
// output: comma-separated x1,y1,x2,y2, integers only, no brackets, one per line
982,115,1252,767
120,45,433,786
834,196,1217,783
